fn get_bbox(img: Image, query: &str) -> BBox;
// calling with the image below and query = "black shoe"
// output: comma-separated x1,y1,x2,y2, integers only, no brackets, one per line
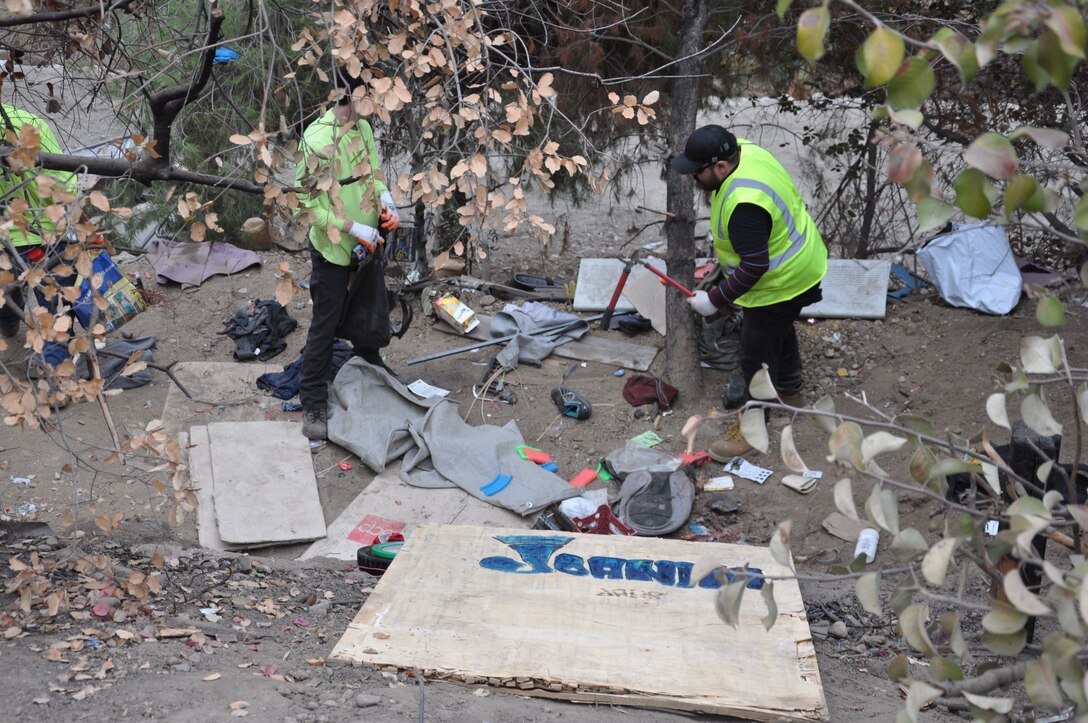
551,387,591,420
302,407,327,439
0,316,18,338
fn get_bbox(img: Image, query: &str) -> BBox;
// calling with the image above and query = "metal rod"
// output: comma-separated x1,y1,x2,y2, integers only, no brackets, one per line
638,260,694,297
406,313,604,366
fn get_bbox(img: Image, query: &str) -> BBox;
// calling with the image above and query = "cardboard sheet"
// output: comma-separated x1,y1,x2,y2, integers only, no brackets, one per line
162,361,283,438
207,421,326,546
299,461,529,561
802,259,891,319
332,524,827,720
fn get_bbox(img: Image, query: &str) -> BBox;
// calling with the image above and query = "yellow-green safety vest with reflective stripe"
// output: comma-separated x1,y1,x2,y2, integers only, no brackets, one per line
709,139,827,308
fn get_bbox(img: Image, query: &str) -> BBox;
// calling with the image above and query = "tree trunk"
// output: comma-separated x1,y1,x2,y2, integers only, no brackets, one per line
663,0,709,401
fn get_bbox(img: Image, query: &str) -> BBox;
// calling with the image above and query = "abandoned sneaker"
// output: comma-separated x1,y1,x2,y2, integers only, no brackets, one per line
708,417,753,462
551,387,591,420
302,407,327,440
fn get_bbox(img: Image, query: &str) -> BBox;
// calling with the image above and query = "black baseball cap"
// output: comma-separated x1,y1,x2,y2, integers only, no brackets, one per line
670,125,738,174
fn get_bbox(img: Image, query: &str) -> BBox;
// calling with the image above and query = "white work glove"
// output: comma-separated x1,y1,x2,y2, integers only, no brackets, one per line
349,221,380,251
378,190,399,231
687,289,719,317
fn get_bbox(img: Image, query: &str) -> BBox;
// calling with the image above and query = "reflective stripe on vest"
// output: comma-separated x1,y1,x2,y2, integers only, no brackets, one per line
717,178,806,273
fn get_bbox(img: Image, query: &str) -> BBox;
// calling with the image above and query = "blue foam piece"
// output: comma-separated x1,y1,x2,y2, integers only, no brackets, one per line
480,474,512,497
541,462,558,473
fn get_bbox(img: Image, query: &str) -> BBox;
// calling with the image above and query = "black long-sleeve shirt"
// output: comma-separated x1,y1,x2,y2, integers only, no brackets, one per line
707,203,772,307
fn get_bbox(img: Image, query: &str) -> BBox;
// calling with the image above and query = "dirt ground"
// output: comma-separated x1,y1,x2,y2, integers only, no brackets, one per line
2,197,1088,722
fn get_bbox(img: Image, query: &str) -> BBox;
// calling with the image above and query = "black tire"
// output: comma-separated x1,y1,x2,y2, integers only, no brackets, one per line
356,545,394,575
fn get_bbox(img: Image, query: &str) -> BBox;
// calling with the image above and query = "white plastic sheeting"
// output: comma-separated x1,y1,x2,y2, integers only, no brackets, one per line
916,223,1023,315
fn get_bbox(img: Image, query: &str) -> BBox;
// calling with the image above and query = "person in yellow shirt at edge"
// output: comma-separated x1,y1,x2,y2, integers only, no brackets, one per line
294,77,399,441
0,103,80,370
671,125,828,462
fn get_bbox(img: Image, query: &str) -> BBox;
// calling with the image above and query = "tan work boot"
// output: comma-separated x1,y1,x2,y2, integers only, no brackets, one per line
780,391,806,408
708,417,753,462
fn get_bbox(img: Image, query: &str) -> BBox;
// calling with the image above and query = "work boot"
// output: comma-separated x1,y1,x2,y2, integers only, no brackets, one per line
0,316,18,338
780,391,806,408
302,407,327,440
708,417,753,463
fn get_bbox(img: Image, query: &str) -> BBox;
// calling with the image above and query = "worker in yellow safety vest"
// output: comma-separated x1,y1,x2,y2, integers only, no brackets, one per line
0,103,79,355
671,124,828,461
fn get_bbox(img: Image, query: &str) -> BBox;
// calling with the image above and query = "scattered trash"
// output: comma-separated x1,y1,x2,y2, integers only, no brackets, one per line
854,528,879,563
676,450,711,467
407,379,450,398
308,439,326,454
628,430,663,448
551,387,592,420
10,475,33,486
622,374,678,410
570,504,636,535
781,474,819,494
568,468,597,488
15,502,37,518
985,519,1000,536
282,401,303,412
91,603,113,619
615,469,695,536
688,521,709,536
707,494,741,514
613,369,625,377
517,446,552,464
338,460,353,471
433,294,479,334
541,461,559,473
480,474,512,497
888,263,928,299
822,512,867,543
292,616,309,627
705,475,735,491
356,541,404,576
802,470,824,479
916,223,1022,315
86,636,103,649
722,457,772,484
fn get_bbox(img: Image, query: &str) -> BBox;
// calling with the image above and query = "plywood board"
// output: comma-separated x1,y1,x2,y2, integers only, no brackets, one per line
162,361,283,438
207,421,326,546
802,259,891,319
433,314,659,371
299,462,529,561
571,257,669,313
331,524,827,721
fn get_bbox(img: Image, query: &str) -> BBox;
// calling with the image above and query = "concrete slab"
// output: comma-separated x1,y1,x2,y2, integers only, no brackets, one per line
802,259,891,319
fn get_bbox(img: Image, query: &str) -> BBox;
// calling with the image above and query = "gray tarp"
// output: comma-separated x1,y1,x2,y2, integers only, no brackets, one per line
327,358,579,516
916,223,1022,315
491,301,589,369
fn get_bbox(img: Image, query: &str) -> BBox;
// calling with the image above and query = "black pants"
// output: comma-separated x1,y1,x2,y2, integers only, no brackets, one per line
740,283,823,398
299,248,354,412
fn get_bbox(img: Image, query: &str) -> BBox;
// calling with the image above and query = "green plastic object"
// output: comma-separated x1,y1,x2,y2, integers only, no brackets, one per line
370,541,404,560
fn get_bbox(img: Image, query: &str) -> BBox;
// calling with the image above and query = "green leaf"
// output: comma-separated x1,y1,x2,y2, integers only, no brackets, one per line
855,571,882,615
760,580,778,631
888,58,935,110
1036,296,1065,327
915,196,953,235
861,28,905,87
932,27,978,84
922,537,959,586
981,628,1028,656
714,579,747,628
829,421,864,467
986,393,1011,430
954,168,994,219
1022,40,1052,92
890,527,928,562
1020,335,1060,373
939,611,970,660
962,691,1014,714
892,413,935,438
834,477,859,519
1044,4,1087,59
982,600,1028,635
1074,194,1088,235
1001,569,1051,615
796,8,830,63
909,445,937,485
769,519,794,571
776,0,793,20
886,107,923,130
749,367,777,400
808,394,837,433
905,681,942,723
1004,174,1045,215
861,431,908,466
929,457,982,481
899,604,937,656
965,132,1019,180
740,407,769,453
1021,393,1064,437
930,657,964,682
1039,29,1078,90
1009,126,1069,150
886,653,910,682
1025,657,1064,707
890,582,919,616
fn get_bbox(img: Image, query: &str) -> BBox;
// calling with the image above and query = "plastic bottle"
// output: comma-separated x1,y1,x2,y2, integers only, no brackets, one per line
854,528,879,563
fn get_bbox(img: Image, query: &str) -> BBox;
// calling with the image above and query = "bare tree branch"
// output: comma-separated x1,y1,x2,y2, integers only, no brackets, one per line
0,0,134,28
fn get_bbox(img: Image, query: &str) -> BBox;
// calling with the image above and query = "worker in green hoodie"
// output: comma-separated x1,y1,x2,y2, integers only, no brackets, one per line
294,84,399,441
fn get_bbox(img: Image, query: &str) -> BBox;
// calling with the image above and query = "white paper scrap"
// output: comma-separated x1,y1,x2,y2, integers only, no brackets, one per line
802,470,824,479
408,379,451,398
705,475,735,491
723,457,773,484
985,519,1000,536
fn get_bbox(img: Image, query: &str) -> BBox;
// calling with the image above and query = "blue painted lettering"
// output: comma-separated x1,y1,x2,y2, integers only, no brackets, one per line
588,556,625,579
553,553,588,576
623,559,678,586
479,535,573,574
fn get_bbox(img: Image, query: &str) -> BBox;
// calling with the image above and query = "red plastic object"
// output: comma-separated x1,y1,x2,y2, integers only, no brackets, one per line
677,450,711,466
517,445,552,464
571,505,636,535
568,467,597,487
338,460,353,471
